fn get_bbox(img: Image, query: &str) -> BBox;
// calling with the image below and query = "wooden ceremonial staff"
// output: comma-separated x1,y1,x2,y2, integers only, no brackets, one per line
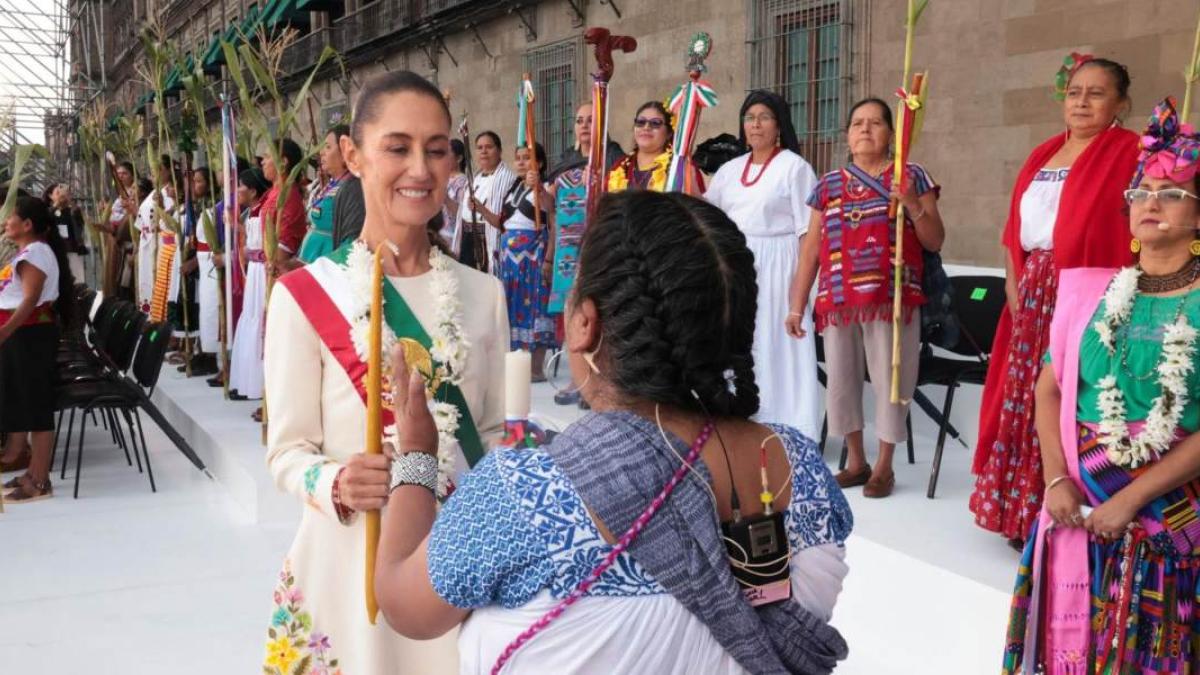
521,73,543,230
103,151,134,297
583,27,638,223
889,0,929,404
1182,3,1200,126
364,245,385,623
458,114,486,269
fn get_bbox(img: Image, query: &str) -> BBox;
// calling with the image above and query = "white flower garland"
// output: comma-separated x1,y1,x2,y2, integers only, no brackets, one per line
1092,267,1198,468
344,240,470,497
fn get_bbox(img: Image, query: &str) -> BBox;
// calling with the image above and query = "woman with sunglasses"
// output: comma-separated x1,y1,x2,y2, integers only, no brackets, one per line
1000,97,1200,674
971,56,1140,549
705,90,820,439
607,101,703,195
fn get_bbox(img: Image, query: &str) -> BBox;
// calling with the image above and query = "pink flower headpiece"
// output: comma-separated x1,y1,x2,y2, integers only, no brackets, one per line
1132,97,1200,188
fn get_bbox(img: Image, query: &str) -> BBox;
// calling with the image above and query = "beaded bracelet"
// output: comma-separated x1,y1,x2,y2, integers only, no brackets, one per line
331,466,354,524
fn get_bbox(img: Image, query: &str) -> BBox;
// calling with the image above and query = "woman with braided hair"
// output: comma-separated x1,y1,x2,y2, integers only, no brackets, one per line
374,190,851,674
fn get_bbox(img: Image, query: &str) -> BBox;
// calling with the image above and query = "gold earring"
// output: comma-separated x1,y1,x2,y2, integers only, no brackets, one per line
1130,238,1141,254
1190,239,1200,257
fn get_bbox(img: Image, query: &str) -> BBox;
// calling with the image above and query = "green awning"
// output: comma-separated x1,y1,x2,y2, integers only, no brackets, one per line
239,3,263,40
162,55,194,96
265,0,310,28
296,0,341,10
207,23,241,67
200,31,223,74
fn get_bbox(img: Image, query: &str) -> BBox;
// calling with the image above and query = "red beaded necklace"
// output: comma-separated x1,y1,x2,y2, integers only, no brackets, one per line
740,147,783,187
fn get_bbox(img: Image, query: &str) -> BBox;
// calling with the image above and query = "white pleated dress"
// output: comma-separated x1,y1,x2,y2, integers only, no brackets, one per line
230,207,266,399
706,150,821,438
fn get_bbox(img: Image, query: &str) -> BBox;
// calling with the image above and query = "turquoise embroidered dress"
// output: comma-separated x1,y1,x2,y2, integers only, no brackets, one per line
298,176,344,264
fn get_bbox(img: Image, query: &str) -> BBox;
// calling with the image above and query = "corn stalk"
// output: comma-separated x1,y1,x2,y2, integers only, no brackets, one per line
222,25,345,441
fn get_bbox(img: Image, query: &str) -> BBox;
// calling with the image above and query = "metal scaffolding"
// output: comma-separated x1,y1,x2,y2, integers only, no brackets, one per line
0,0,109,188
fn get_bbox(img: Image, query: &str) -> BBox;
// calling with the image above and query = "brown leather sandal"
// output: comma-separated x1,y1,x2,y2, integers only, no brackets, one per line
835,463,872,489
6,475,52,503
863,469,896,498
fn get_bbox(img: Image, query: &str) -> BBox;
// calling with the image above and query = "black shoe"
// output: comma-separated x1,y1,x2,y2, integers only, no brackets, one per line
229,390,247,401
189,361,218,377
554,390,581,406
207,375,224,388
578,398,591,411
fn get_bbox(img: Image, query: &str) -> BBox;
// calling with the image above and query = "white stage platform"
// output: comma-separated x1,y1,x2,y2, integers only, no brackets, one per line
4,332,1016,673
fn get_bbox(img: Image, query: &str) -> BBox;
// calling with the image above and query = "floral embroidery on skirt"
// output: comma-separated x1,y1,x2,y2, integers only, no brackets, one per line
263,559,342,675
970,250,1057,541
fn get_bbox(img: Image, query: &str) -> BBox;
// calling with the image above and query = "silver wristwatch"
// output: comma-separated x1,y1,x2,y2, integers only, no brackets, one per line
389,452,439,495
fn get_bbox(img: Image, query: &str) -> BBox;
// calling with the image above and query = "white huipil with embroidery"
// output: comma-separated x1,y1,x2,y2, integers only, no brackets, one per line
135,188,173,313
705,149,821,438
261,250,508,675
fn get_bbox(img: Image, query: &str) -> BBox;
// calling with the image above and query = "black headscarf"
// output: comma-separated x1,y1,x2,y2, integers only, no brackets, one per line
737,90,801,155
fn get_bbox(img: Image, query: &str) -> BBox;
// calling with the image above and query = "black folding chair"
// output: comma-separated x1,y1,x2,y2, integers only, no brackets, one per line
922,275,1006,498
57,321,175,498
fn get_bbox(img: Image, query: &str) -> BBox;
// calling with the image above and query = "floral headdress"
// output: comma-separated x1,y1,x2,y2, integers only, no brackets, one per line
1053,51,1094,102
1131,96,1200,188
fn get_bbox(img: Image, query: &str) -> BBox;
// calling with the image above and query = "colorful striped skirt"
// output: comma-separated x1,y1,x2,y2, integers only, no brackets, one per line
499,227,556,351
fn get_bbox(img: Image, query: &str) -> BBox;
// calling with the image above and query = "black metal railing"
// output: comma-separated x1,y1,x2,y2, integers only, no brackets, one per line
281,27,335,77
335,0,414,52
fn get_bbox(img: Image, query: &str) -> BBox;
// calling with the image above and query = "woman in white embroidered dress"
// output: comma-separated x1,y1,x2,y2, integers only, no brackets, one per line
706,90,821,438
228,168,269,402
260,71,507,674
375,191,850,674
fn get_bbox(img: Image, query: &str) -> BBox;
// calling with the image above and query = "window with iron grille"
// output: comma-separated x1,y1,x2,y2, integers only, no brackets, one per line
522,39,580,168
747,0,852,175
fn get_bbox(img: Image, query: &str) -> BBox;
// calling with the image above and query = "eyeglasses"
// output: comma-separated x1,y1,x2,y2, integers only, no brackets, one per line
742,113,777,124
633,117,666,129
1123,188,1200,204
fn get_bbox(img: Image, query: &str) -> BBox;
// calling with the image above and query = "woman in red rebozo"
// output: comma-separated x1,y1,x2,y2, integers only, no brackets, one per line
969,54,1139,546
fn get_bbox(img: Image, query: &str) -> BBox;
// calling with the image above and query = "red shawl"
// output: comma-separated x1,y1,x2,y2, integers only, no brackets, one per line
973,125,1139,473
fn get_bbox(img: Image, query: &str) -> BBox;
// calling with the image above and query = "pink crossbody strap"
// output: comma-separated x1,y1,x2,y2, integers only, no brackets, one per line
491,421,715,674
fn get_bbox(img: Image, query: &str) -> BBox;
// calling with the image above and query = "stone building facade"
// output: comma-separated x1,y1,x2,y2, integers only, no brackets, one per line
71,0,1200,267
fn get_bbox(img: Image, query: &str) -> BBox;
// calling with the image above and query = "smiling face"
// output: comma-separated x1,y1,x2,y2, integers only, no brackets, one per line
846,101,892,162
633,106,669,156
743,103,779,152
344,90,453,232
1129,175,1200,252
1062,64,1124,139
475,134,500,172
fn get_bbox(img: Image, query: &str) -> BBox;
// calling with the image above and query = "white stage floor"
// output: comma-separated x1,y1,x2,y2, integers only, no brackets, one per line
1,365,1015,674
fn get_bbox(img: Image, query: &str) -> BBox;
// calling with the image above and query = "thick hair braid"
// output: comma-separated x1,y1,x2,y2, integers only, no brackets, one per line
574,191,760,418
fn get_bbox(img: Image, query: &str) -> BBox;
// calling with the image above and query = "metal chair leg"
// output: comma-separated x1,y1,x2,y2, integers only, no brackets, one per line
927,382,959,499
110,409,133,467
134,410,156,493
51,409,63,467
73,407,87,499
121,408,143,473
60,408,76,479
906,412,915,464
